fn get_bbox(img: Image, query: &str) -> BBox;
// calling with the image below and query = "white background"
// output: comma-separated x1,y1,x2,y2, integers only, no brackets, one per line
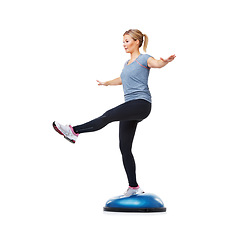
0,0,240,239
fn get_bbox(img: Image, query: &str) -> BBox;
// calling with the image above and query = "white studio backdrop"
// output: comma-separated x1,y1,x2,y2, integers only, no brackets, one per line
0,0,239,239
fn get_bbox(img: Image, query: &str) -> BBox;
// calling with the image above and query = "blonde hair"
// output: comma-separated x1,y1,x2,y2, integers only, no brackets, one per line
123,29,149,52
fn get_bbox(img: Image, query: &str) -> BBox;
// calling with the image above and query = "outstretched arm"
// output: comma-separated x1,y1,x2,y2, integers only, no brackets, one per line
96,77,122,86
147,54,176,68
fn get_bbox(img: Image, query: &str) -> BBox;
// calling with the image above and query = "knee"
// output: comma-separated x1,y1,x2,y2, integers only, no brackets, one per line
97,110,112,126
100,109,113,124
102,109,112,118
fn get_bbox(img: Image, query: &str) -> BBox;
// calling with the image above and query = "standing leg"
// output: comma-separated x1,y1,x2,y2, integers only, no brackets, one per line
119,120,139,187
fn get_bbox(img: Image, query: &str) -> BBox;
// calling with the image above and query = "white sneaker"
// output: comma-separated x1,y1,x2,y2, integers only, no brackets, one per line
53,121,79,143
124,186,145,197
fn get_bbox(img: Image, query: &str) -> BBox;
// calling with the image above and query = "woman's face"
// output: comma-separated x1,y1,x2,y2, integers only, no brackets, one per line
123,34,139,53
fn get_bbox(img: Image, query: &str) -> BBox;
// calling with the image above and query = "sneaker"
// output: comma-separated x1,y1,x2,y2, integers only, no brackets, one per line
124,186,145,197
52,121,79,143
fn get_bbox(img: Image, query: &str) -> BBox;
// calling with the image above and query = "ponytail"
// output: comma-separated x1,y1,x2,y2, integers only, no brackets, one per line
143,34,148,52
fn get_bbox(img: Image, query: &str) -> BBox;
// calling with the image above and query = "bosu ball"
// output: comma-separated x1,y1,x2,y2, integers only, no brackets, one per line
104,193,166,212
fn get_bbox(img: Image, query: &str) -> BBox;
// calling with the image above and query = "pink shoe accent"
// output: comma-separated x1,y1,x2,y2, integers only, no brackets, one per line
53,122,63,135
69,125,79,137
129,186,140,190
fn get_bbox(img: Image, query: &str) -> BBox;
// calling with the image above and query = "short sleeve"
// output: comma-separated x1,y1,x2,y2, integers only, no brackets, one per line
141,54,152,68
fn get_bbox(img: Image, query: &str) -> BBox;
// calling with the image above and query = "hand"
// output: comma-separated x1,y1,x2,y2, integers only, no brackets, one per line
96,80,107,86
160,54,176,63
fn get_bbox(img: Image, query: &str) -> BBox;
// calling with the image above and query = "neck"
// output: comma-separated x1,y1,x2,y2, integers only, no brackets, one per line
130,50,141,60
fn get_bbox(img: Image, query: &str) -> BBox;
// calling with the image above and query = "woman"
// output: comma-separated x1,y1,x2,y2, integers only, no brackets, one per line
53,29,176,196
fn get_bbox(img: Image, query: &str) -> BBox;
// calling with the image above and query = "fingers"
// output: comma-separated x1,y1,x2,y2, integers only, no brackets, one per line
160,54,176,63
96,80,103,85
168,54,176,62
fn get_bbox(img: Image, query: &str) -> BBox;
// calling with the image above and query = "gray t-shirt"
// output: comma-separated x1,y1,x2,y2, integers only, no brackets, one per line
120,54,152,103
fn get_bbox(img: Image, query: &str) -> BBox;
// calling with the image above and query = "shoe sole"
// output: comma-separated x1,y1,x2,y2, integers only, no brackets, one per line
52,121,75,144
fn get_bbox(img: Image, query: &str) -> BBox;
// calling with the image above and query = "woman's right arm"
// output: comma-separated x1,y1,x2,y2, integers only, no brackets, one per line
96,77,122,86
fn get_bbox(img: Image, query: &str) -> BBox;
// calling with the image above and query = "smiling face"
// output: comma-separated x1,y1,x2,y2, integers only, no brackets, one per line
123,34,140,53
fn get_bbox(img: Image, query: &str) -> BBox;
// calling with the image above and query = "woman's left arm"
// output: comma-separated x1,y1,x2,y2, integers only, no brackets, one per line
147,54,176,68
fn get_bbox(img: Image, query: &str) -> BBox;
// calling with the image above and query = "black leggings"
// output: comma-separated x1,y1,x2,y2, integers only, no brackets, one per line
73,99,151,187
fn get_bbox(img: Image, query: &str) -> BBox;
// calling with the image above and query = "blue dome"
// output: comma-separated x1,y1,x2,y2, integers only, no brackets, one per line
104,193,166,212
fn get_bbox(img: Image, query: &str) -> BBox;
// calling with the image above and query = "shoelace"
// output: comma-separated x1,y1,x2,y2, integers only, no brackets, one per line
59,125,71,136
